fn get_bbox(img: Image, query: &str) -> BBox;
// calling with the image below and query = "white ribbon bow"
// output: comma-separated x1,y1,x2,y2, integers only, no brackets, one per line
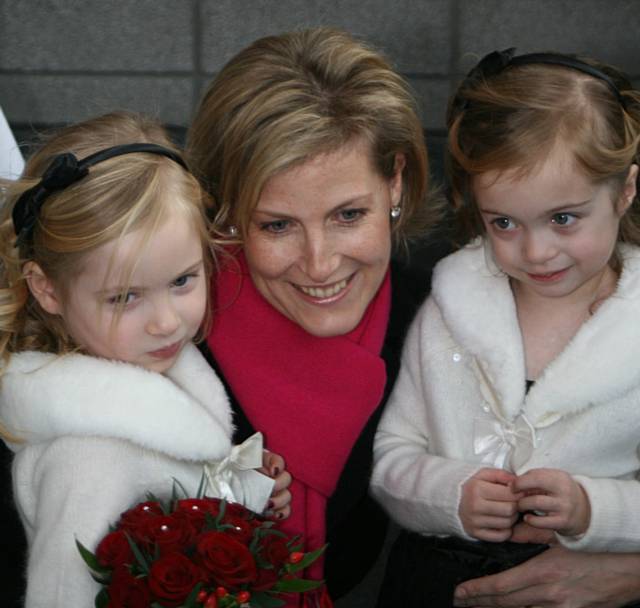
203,431,275,513
473,416,538,470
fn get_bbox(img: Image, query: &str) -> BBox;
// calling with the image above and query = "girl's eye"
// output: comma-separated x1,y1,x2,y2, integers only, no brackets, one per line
491,217,516,231
106,292,137,306
260,219,290,234
337,208,365,223
551,212,577,226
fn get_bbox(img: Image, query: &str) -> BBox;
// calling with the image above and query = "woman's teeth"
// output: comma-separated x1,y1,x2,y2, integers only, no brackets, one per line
299,278,348,298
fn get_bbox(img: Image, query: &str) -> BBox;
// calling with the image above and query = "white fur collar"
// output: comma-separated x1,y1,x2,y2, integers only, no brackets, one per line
0,343,233,461
432,239,640,426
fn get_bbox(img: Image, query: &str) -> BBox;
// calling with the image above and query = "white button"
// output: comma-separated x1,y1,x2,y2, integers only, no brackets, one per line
452,353,461,362
482,405,490,412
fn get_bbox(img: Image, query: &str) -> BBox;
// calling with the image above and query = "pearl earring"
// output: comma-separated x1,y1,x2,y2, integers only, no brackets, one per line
228,225,238,236
390,206,401,219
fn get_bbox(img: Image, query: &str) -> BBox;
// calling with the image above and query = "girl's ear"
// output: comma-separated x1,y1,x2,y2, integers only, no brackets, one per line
617,163,638,216
24,262,63,315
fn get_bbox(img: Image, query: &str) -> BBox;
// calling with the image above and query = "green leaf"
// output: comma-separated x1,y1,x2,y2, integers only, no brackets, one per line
250,592,285,607
196,470,207,499
287,545,327,573
214,499,227,528
76,539,111,583
181,582,203,608
272,578,323,593
125,533,150,574
172,477,190,501
95,588,110,608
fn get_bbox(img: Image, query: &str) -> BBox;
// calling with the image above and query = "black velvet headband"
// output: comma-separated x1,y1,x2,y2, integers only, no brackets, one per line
12,143,189,250
452,47,629,118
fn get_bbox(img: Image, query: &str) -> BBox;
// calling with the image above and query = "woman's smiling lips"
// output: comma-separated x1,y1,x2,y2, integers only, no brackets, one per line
293,274,353,303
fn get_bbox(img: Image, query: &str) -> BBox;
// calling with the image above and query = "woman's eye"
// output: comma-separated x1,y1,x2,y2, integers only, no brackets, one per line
551,212,577,226
492,217,515,231
261,219,290,233
338,208,365,223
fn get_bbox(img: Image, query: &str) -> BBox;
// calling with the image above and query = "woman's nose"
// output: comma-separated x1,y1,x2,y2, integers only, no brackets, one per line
301,230,340,282
146,298,180,336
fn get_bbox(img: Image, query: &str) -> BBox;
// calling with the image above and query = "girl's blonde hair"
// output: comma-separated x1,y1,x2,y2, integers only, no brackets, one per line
187,27,435,252
0,111,215,366
447,50,640,249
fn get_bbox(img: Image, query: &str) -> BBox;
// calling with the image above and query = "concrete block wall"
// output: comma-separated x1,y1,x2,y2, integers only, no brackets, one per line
2,0,639,159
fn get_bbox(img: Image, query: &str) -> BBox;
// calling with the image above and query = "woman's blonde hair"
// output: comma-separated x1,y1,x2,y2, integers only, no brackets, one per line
447,50,640,249
0,111,215,366
187,27,434,252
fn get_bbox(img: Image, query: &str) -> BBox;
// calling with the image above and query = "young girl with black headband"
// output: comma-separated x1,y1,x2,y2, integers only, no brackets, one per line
0,111,290,607
372,49,640,606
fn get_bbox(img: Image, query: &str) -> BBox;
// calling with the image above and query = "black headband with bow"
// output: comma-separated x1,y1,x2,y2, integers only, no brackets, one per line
450,47,629,121
12,142,188,251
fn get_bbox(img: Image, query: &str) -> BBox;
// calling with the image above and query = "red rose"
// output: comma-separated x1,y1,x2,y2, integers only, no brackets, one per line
222,501,252,520
175,498,222,528
223,515,255,544
259,535,289,570
137,511,196,555
107,565,151,608
117,501,163,540
148,553,204,607
96,530,134,568
196,531,257,589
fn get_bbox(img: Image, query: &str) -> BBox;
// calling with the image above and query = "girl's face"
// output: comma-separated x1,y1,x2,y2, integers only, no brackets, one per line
474,145,637,301
55,206,207,373
242,138,404,337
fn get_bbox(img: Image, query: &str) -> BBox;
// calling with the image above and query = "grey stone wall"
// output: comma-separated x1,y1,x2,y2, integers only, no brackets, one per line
2,0,639,145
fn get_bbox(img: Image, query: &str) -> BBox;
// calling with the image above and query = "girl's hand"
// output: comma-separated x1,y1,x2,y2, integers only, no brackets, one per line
514,468,591,537
260,450,292,521
459,468,521,542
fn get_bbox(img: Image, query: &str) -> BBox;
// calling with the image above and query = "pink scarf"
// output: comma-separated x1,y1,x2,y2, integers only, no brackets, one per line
207,253,390,588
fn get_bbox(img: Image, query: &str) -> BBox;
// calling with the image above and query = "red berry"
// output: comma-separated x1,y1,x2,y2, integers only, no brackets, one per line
289,551,304,564
215,587,228,598
204,594,218,608
237,590,251,603
197,589,208,603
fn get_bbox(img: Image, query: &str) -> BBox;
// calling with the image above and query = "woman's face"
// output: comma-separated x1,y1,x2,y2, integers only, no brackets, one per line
243,139,404,337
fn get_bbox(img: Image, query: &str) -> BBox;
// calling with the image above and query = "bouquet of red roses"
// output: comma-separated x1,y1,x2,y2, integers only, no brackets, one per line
77,483,325,608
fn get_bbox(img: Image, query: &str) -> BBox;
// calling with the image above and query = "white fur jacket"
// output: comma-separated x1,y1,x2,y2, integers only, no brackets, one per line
372,239,640,553
0,343,256,608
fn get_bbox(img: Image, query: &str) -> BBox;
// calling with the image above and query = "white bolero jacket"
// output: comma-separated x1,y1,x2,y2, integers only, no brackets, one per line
372,240,640,553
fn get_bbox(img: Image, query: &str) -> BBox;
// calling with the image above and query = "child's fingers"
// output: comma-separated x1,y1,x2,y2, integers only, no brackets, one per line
479,481,522,503
473,527,513,542
473,467,518,486
517,493,557,514
513,468,567,494
523,512,566,531
473,514,518,530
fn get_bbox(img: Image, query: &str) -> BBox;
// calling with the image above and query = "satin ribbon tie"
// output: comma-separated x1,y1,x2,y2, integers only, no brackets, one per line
203,431,274,513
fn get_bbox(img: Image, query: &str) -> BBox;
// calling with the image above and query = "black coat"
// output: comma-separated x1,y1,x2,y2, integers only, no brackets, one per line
199,256,436,598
